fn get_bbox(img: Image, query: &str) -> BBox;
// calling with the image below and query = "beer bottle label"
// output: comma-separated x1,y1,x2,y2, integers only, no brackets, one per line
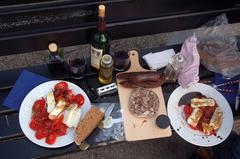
90,46,103,69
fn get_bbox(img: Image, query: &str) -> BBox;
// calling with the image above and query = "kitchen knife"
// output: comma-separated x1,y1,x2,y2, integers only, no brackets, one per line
104,103,115,120
100,103,115,129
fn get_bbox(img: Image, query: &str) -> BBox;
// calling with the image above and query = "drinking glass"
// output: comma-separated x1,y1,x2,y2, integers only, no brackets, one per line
67,53,86,79
113,51,130,71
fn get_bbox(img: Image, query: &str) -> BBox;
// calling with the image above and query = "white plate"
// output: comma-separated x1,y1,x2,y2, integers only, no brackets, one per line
167,83,233,147
19,80,91,148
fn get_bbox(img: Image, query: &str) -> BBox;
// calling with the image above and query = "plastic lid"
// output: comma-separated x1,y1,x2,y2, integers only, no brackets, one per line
156,115,170,129
101,54,112,65
98,5,105,17
48,43,58,53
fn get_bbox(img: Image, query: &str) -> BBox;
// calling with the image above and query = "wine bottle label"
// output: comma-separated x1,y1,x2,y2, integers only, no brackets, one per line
90,46,103,69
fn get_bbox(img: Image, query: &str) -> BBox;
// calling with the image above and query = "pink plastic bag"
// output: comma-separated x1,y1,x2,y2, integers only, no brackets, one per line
178,34,200,88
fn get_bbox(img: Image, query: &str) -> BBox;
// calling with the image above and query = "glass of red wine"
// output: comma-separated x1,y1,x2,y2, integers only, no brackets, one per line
67,53,86,79
113,51,130,71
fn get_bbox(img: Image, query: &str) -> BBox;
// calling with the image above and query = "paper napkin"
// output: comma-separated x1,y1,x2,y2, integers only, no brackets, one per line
142,49,175,70
3,70,50,110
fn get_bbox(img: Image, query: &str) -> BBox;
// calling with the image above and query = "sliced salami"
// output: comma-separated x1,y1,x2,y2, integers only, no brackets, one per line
128,87,159,118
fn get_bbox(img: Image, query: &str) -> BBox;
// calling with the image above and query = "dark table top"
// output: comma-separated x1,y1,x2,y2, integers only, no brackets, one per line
0,45,238,159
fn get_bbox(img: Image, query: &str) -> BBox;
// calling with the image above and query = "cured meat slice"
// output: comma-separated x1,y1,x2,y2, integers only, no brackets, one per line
128,87,159,118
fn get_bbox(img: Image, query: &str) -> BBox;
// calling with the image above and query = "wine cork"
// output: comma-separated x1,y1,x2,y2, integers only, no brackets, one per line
98,5,105,17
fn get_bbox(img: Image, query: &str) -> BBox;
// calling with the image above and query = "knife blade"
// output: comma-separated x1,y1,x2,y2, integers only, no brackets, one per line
99,103,115,129
104,103,115,120
235,81,240,111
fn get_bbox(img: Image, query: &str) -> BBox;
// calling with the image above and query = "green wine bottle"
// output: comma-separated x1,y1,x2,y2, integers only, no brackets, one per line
90,4,110,70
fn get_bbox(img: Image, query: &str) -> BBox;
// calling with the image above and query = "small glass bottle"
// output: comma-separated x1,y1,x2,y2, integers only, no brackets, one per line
99,54,113,84
163,53,185,82
47,43,64,73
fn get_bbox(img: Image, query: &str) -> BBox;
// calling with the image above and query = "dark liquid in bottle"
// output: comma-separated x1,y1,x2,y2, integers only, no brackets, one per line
47,61,64,73
69,58,86,79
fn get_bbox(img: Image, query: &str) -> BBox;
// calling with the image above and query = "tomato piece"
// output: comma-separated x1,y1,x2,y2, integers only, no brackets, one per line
29,119,38,130
55,115,64,123
39,109,49,120
189,125,198,130
183,104,193,119
54,89,64,97
46,132,57,145
56,124,68,136
55,95,65,102
54,82,68,90
52,115,64,131
43,119,53,129
32,98,46,113
35,128,48,140
65,89,75,104
74,94,85,107
52,122,61,131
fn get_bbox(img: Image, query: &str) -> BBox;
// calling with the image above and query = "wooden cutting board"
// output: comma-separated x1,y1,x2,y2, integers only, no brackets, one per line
116,50,172,141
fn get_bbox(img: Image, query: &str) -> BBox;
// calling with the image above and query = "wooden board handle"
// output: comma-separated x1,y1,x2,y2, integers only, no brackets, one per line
127,50,145,72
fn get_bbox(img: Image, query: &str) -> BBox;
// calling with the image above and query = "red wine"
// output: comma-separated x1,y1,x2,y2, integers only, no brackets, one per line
47,61,64,73
113,51,130,71
68,58,86,79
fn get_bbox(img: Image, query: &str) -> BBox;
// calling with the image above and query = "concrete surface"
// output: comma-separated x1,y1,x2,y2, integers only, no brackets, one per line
1,22,240,159
46,133,197,159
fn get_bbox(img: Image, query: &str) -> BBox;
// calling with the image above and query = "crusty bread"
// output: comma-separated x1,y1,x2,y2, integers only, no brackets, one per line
74,107,104,145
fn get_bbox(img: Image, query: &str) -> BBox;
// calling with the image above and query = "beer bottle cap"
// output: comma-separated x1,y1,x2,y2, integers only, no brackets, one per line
48,43,58,53
98,5,105,18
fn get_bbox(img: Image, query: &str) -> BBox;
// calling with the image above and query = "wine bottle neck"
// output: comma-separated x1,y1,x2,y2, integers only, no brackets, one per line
98,16,106,32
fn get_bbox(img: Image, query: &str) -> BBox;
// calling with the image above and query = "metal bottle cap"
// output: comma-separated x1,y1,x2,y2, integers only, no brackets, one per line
101,54,113,66
176,54,184,63
48,43,58,53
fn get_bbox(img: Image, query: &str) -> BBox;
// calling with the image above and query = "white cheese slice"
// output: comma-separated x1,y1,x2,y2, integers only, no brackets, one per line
63,104,82,128
47,91,56,113
49,99,66,120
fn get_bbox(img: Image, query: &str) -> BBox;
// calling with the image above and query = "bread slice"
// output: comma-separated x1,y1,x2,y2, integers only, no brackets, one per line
74,107,104,145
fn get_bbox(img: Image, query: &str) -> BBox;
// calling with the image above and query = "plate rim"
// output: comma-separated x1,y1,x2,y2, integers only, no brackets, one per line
167,83,233,147
19,80,91,148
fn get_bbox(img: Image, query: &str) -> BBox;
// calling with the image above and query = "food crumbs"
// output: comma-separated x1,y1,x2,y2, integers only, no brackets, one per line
140,120,147,127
